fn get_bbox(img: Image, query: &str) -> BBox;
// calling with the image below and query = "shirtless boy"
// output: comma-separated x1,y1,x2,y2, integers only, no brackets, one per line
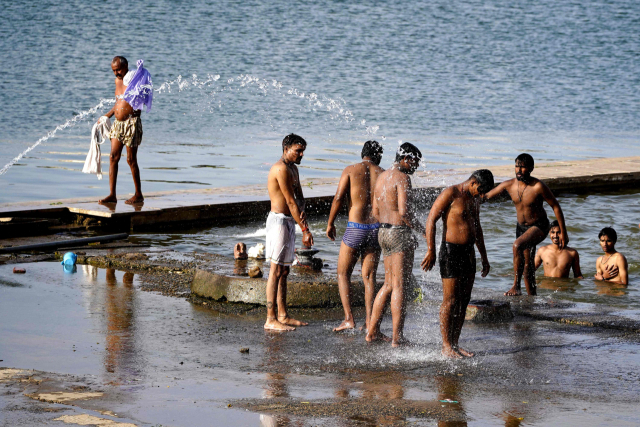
484,153,569,296
265,134,313,331
100,56,144,205
365,143,424,347
595,227,628,285
535,220,583,278
421,170,493,358
327,141,384,332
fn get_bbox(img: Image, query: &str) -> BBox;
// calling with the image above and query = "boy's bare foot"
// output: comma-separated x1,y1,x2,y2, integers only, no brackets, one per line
457,347,475,357
125,194,144,204
442,346,463,359
504,284,522,296
99,195,117,204
264,318,295,331
277,316,308,326
391,337,411,348
365,330,391,343
333,319,355,332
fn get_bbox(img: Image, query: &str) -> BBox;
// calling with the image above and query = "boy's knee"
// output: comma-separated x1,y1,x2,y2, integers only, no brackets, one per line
109,152,121,162
126,155,137,167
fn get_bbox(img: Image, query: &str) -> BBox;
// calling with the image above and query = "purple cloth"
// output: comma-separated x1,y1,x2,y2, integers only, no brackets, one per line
123,59,153,112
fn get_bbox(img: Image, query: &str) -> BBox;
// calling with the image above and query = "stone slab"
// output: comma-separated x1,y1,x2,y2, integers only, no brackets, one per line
191,268,367,308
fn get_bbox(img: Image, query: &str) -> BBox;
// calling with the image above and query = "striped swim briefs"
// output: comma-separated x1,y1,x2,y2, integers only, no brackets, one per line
342,222,380,252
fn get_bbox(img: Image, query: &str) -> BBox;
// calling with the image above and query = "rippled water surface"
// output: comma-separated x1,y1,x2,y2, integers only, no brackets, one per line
1,0,639,202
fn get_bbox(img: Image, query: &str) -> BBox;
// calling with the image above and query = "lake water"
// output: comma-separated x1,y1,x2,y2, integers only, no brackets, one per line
1,0,639,203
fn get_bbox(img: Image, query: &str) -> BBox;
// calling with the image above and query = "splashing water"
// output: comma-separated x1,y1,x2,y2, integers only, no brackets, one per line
0,98,117,176
0,72,381,178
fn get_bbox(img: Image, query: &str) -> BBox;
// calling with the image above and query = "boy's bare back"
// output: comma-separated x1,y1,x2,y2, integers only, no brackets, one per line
373,168,411,225
343,161,384,223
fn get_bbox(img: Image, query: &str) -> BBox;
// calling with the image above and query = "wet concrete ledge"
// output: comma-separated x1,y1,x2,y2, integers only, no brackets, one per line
191,268,367,308
1,156,639,235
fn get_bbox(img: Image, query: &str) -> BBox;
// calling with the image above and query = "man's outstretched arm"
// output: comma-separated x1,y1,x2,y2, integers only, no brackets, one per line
483,180,509,202
572,252,583,278
541,183,569,248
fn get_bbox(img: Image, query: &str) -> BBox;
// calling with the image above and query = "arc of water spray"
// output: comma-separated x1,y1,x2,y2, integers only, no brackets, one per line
0,98,116,176
1,72,383,177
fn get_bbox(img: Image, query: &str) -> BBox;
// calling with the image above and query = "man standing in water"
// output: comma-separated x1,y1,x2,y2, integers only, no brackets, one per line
421,170,494,358
100,56,145,205
326,141,384,332
484,154,569,296
595,227,628,285
265,134,313,331
535,220,583,278
366,143,423,347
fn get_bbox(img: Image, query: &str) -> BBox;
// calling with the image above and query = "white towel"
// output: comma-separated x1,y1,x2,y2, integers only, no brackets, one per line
82,116,111,180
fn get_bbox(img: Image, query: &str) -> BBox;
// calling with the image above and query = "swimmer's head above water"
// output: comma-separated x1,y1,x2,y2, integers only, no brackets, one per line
111,56,129,79
598,227,617,252
549,220,561,245
469,169,495,196
515,153,534,182
395,142,422,174
361,140,383,165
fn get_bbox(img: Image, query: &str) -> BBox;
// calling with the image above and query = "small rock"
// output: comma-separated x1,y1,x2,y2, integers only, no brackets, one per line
248,266,263,278
13,267,26,274
239,348,249,354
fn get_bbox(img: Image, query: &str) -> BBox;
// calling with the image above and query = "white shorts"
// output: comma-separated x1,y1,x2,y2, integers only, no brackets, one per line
265,212,296,266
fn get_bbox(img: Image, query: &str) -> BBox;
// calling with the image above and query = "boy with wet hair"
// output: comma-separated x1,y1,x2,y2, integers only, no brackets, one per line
534,220,583,278
327,140,384,332
483,153,569,296
421,169,493,358
265,133,313,331
595,227,628,285
366,142,424,347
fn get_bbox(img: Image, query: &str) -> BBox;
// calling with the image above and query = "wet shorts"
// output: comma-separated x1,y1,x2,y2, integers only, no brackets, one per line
109,116,143,148
516,216,550,238
342,222,380,252
265,212,296,266
439,242,476,279
377,224,418,257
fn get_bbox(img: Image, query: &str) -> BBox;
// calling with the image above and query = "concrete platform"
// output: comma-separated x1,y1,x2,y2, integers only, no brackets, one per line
1,156,638,233
191,267,367,307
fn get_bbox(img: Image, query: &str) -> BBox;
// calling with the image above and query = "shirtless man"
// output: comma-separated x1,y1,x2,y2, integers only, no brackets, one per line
100,56,144,205
327,141,384,332
595,227,628,285
421,170,493,358
534,220,583,278
484,153,569,296
265,134,313,331
365,143,423,347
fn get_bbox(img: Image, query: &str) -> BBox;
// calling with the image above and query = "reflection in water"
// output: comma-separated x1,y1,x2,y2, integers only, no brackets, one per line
261,333,292,427
595,280,628,296
537,277,579,293
436,375,466,427
103,268,139,385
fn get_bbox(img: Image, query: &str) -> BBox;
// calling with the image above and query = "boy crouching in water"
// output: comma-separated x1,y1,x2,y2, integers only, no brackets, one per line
421,170,494,358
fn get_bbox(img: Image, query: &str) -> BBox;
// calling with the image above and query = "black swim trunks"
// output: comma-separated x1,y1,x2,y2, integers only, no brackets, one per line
439,242,476,279
516,216,551,238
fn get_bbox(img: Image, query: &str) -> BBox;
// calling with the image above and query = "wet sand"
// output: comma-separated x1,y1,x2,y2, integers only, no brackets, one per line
1,261,640,426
